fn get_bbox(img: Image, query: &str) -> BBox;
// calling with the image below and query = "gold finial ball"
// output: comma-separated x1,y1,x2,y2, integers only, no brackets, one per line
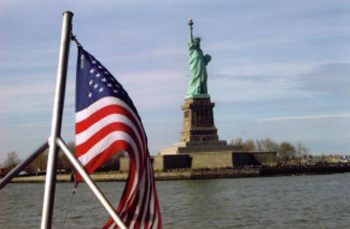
188,17,194,26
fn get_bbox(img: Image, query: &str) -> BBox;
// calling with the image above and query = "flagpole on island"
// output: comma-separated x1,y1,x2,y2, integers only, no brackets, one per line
41,11,73,229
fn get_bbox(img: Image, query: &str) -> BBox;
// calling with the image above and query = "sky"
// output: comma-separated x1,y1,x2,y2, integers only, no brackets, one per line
1,0,350,162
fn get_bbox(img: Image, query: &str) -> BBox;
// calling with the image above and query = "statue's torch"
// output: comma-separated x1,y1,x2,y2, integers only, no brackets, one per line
188,17,193,30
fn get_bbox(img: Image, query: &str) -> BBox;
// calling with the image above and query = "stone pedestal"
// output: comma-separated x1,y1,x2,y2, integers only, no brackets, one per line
180,98,219,142
159,97,234,156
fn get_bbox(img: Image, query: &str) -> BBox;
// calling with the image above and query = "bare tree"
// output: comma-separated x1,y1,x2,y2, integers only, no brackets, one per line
4,152,21,170
295,142,308,157
57,141,75,172
231,137,309,161
279,142,296,160
244,139,256,151
27,151,48,174
256,138,279,152
230,138,257,151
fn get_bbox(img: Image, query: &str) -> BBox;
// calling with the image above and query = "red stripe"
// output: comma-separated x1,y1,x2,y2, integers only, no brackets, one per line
76,122,143,158
76,140,135,180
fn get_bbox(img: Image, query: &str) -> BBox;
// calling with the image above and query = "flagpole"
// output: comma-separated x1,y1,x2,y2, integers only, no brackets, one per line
41,11,73,229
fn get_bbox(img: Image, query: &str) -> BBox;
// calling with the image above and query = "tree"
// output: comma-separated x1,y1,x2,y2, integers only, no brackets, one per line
279,142,296,160
27,151,48,174
230,138,257,151
256,138,279,152
4,152,20,170
57,141,75,172
244,139,256,151
27,141,76,174
231,137,309,161
231,138,244,151
295,142,308,157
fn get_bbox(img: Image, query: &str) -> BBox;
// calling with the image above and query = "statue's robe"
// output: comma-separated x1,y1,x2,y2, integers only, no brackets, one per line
187,39,211,98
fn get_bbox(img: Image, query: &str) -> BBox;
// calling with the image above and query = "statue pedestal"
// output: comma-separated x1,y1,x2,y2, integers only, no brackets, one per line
180,98,218,142
159,97,234,155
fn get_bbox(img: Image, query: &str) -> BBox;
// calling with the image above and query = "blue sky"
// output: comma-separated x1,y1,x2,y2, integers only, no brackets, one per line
1,0,350,162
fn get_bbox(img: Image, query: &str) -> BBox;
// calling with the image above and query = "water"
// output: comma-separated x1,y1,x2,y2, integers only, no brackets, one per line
1,173,349,228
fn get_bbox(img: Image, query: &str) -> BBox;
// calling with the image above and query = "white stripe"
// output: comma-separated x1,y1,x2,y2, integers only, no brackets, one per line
76,113,142,148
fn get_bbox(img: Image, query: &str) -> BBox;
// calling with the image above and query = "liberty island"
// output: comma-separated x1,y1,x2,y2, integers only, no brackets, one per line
123,18,277,172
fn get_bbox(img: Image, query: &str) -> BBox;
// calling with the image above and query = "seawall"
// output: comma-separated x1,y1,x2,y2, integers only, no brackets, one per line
6,164,350,183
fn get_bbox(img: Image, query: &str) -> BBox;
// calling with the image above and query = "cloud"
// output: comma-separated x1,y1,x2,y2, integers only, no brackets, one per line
0,77,75,115
110,47,186,62
115,70,187,109
301,62,350,98
262,113,350,122
210,73,307,103
214,61,319,78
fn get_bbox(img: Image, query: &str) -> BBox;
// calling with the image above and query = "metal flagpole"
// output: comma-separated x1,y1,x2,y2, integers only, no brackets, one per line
41,11,73,229
0,142,48,190
57,137,127,229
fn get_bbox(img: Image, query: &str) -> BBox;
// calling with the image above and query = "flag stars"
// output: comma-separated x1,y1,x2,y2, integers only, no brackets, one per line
81,53,132,102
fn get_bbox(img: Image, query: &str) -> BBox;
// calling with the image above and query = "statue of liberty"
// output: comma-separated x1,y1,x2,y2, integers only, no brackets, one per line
186,18,211,98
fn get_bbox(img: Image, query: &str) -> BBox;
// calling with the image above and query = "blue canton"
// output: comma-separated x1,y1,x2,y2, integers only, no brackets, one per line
76,47,136,115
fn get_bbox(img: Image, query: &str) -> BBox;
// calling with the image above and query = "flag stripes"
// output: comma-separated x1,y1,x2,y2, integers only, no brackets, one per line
75,47,161,228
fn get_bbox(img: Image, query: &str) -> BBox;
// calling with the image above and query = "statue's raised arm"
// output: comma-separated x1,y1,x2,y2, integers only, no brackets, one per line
188,17,194,44
186,18,211,99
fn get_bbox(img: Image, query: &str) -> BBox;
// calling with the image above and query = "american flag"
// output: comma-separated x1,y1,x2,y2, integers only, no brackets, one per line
75,46,162,228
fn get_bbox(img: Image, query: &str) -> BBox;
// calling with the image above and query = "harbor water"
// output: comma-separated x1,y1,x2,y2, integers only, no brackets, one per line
1,173,349,228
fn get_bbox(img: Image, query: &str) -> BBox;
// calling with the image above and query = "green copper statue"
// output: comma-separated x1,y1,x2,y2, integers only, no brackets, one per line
186,18,211,99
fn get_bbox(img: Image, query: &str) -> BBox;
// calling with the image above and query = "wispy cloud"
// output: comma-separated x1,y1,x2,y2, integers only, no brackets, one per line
263,113,350,122
111,47,186,62
301,62,350,98
210,73,306,103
